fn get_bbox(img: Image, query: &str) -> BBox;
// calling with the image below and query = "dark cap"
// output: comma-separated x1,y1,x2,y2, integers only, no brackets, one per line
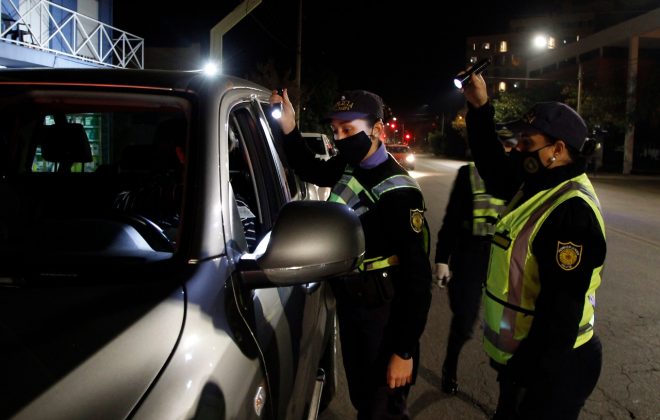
324,90,384,122
500,102,588,151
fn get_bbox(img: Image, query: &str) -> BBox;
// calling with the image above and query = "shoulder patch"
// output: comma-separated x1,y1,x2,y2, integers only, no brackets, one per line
410,209,424,233
556,241,583,271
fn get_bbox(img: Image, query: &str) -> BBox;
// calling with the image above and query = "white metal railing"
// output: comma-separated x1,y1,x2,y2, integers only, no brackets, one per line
0,0,143,68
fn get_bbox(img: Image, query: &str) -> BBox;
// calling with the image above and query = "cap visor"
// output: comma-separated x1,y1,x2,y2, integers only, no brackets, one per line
322,111,371,123
497,119,538,137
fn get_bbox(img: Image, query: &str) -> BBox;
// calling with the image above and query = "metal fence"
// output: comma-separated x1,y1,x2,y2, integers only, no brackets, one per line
1,0,143,68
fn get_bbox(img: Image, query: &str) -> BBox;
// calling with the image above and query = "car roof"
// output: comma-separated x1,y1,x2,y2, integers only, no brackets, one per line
0,68,268,95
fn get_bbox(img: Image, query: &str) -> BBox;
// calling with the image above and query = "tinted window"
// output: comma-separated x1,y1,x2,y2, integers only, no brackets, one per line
0,89,190,267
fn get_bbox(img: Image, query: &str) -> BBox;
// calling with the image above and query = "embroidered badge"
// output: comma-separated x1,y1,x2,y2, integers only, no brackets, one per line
333,98,354,112
556,241,583,271
410,209,424,233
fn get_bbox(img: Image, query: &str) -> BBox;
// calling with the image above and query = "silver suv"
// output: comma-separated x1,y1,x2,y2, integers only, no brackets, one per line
0,69,364,420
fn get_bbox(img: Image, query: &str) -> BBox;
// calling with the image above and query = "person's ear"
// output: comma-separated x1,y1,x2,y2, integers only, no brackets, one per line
554,140,567,157
371,121,384,140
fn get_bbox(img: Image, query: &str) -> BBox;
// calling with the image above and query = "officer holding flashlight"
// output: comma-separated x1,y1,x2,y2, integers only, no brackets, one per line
460,71,606,420
270,88,432,419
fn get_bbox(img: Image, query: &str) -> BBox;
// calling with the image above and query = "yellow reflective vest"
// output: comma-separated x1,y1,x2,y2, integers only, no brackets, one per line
468,162,507,236
328,165,429,271
483,173,605,365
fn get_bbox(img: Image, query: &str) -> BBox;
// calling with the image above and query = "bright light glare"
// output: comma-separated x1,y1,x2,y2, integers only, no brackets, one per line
533,35,548,49
453,78,463,89
406,155,415,163
203,62,219,76
271,106,282,119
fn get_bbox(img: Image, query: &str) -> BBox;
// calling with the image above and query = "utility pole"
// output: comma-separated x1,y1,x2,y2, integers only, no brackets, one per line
209,0,262,68
295,0,302,126
623,35,639,175
576,56,583,115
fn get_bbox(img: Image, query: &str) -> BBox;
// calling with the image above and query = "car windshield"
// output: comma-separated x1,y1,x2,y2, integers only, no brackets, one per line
387,145,409,153
0,88,191,278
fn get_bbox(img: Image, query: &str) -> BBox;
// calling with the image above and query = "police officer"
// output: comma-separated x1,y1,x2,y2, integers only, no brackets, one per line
270,89,432,419
460,73,606,420
434,142,511,394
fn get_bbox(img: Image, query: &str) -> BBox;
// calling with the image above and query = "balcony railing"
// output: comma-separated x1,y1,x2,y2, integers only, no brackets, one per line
1,0,143,68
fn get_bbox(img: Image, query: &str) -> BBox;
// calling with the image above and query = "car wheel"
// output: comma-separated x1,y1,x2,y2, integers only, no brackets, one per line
318,313,337,412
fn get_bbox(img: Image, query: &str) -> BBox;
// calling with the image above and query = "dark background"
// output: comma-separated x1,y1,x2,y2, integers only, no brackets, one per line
113,0,556,117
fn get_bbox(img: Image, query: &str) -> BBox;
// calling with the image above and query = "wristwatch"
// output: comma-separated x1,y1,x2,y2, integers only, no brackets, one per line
396,351,412,360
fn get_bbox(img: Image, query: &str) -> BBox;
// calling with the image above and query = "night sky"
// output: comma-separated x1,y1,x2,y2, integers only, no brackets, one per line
114,1,565,116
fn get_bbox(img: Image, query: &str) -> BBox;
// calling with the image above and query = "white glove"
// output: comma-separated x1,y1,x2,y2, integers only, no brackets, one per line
434,263,452,288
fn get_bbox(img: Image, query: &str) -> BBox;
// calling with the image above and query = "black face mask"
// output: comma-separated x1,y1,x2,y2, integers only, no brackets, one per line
335,131,373,166
517,144,553,176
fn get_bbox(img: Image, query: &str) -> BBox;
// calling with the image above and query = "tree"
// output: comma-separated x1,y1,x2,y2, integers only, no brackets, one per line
247,59,337,138
491,83,562,122
561,83,625,134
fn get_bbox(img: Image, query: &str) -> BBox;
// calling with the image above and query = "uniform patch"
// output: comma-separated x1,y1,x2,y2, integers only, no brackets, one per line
556,241,582,271
410,209,424,233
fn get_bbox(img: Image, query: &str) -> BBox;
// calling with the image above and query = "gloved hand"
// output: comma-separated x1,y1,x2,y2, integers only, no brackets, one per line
434,263,452,288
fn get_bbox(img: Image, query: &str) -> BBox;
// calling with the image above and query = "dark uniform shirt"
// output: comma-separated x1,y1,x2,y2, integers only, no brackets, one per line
466,103,607,386
283,128,432,357
434,164,476,265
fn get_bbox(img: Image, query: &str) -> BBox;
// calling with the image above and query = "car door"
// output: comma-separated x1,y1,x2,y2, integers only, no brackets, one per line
221,93,327,420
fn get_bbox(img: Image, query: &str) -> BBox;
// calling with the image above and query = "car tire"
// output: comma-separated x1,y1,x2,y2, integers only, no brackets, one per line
318,313,337,412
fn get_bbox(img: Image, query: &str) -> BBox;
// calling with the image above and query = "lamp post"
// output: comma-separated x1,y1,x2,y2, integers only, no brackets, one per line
531,33,583,114
577,56,583,115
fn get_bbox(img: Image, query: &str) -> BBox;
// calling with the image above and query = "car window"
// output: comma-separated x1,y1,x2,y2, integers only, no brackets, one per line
0,89,190,268
230,105,287,237
260,101,308,200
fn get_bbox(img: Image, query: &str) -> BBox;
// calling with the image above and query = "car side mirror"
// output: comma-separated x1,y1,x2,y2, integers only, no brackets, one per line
239,201,365,288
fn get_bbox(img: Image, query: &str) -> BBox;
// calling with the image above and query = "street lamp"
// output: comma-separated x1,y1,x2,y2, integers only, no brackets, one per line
531,33,582,114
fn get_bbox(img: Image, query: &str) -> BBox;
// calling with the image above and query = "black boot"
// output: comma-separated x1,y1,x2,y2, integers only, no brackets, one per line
441,361,458,394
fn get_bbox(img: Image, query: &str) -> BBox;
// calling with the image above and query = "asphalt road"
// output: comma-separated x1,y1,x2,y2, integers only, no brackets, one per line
319,154,660,420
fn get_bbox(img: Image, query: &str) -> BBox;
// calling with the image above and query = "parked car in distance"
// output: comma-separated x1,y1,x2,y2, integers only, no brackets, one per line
0,68,365,420
301,132,336,162
301,132,336,200
385,143,415,170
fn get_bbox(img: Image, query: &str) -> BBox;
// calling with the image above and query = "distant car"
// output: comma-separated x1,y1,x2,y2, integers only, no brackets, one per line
301,132,336,200
0,68,365,420
386,143,415,170
301,132,336,161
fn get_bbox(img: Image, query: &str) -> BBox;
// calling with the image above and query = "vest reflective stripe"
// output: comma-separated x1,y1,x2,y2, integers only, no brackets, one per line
328,171,375,217
361,255,400,271
372,174,422,199
484,174,605,364
328,166,427,271
468,163,507,236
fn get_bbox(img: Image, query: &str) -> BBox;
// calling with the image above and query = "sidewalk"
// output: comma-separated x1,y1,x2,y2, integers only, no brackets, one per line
589,171,660,193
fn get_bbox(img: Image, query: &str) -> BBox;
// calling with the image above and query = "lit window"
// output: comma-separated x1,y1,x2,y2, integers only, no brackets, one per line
482,42,490,50
499,41,508,52
547,37,556,49
472,43,477,51
498,81,506,92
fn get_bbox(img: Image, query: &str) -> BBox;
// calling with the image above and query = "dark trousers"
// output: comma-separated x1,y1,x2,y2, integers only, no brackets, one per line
443,238,490,376
335,296,415,420
492,335,603,420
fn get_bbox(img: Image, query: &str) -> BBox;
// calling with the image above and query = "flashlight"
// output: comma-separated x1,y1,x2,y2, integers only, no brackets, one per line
453,58,491,89
272,88,283,119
